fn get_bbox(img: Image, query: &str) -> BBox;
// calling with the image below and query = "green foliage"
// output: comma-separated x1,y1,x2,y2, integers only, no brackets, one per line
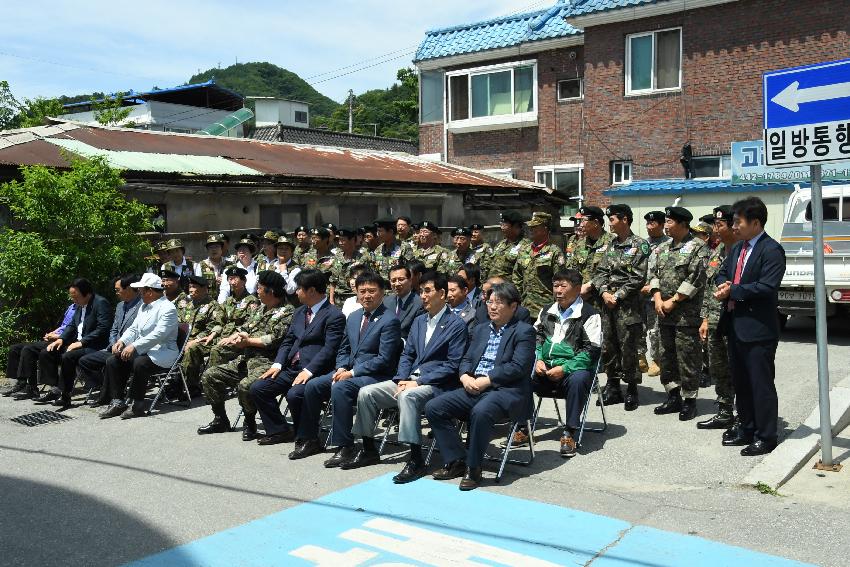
92,92,134,126
189,62,340,117
754,482,782,496
312,67,419,141
0,80,64,130
0,157,155,362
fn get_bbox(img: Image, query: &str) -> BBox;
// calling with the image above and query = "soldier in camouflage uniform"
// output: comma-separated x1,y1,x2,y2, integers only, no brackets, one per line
696,205,738,430
412,220,451,273
372,217,414,283
273,236,301,307
255,230,280,272
147,241,170,274
566,206,614,314
292,225,313,266
562,212,585,265
513,212,567,320
396,216,414,244
640,211,671,377
488,210,531,283
592,204,650,410
208,266,261,367
329,227,372,307
469,223,493,278
361,224,379,255
177,275,224,392
194,233,232,300
161,269,188,304
444,226,485,275
302,227,336,274
198,271,294,436
648,206,710,421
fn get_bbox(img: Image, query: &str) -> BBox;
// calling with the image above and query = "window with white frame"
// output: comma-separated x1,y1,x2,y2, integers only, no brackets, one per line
535,165,583,205
447,61,537,130
611,161,632,185
420,70,444,124
626,28,681,95
692,155,731,179
557,78,583,101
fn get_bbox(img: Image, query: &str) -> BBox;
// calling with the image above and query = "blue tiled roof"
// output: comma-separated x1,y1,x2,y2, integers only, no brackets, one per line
603,178,800,197
415,2,582,63
569,0,664,17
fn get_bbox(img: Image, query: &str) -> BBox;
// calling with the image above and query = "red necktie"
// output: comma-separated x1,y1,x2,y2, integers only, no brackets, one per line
292,307,314,365
360,311,371,337
727,241,750,312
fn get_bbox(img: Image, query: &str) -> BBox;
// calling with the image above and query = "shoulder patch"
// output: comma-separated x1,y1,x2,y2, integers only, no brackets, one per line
640,242,650,255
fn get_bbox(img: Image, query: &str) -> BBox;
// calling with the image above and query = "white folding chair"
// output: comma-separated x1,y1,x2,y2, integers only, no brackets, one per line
146,323,192,415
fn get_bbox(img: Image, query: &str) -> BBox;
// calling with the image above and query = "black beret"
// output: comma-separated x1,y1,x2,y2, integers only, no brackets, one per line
224,266,248,279
579,206,605,221
373,217,396,229
605,204,633,218
361,224,377,235
323,223,338,233
294,225,310,234
699,214,716,225
500,210,525,224
665,206,693,223
713,205,734,223
420,220,440,233
452,227,471,237
469,223,485,230
336,227,356,238
159,269,179,279
310,227,330,238
644,210,666,223
187,274,208,287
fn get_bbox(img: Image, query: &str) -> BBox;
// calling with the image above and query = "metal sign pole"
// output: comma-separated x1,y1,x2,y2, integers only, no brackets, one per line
810,164,833,467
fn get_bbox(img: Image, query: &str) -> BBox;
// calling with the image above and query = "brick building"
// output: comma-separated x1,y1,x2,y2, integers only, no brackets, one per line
415,0,849,229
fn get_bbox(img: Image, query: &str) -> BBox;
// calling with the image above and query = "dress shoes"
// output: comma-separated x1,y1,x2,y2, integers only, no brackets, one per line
12,386,39,401
740,439,777,456
325,445,358,468
678,398,697,421
722,430,754,447
197,415,232,435
51,394,72,409
120,401,147,419
654,389,682,415
597,385,624,406
2,380,26,397
393,460,427,484
88,395,108,408
99,401,128,419
257,429,295,445
288,438,323,460
432,460,466,481
339,448,380,470
459,467,483,491
33,390,61,405
697,408,735,430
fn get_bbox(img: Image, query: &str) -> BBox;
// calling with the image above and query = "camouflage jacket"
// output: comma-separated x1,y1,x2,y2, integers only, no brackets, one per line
700,243,728,326
471,242,493,278
593,232,650,325
414,244,452,273
175,295,223,339
168,291,189,306
444,247,487,276
255,254,279,272
330,249,373,304
292,245,314,267
565,232,615,287
649,233,710,327
488,237,531,282
219,291,261,338
373,240,414,281
301,249,335,273
238,302,294,359
196,258,233,299
513,242,567,320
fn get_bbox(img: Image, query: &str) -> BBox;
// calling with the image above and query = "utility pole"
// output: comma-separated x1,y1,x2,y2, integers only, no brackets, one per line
348,89,354,134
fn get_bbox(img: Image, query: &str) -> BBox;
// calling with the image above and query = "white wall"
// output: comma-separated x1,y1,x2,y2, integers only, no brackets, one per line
60,101,243,137
254,99,310,128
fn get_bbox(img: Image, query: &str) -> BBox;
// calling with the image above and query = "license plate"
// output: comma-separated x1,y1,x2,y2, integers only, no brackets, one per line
779,290,815,302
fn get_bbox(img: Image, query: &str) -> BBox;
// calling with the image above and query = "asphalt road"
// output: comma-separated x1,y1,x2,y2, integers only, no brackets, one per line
0,315,846,566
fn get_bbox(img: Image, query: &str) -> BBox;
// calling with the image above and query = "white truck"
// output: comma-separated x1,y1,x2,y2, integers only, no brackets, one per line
778,184,850,327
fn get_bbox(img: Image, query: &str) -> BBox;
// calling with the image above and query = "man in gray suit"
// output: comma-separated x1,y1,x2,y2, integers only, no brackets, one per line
384,264,424,342
447,275,476,328
80,274,143,406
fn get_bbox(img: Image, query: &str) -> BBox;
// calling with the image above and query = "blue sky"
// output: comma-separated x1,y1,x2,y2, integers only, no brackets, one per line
3,0,543,103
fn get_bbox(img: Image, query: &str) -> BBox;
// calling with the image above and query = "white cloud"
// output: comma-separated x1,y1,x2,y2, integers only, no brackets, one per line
3,0,546,103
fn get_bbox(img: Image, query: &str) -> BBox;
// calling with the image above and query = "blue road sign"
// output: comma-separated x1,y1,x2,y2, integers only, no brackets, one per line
129,474,813,567
764,58,850,130
763,58,850,167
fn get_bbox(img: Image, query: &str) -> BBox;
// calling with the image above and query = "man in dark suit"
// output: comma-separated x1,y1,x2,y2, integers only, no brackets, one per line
473,276,531,326
341,271,469,483
81,274,143,406
251,269,345,445
447,275,477,329
384,264,424,342
458,263,483,308
34,278,113,408
290,271,401,463
716,196,786,456
425,281,536,490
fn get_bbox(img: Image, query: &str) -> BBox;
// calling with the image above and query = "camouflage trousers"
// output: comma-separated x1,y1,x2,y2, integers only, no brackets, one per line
181,341,212,387
600,308,642,386
642,301,661,360
659,325,702,399
706,324,734,406
207,343,241,368
200,354,272,415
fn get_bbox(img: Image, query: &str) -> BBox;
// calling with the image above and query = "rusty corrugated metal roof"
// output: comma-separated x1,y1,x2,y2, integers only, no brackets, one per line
0,120,546,192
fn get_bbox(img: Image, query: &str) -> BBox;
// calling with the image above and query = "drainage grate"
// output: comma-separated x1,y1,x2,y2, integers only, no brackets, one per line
10,410,74,427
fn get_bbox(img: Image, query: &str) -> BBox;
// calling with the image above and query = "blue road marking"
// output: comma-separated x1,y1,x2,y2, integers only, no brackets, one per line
128,473,813,566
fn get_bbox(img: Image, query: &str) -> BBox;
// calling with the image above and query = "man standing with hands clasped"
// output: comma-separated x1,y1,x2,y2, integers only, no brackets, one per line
715,197,785,456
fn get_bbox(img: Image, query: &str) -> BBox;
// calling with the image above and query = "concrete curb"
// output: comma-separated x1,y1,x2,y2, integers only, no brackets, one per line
743,375,850,490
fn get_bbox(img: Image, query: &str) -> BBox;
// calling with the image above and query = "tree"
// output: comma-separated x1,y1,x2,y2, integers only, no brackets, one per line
0,80,65,130
92,92,133,126
0,157,155,364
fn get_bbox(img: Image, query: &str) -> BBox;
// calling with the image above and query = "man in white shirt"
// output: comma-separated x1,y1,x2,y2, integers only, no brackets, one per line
99,273,179,420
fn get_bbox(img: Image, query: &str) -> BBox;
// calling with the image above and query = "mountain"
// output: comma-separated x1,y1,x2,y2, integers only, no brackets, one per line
188,62,340,117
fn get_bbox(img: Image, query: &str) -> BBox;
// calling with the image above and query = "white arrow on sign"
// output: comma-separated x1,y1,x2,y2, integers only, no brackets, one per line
772,80,850,112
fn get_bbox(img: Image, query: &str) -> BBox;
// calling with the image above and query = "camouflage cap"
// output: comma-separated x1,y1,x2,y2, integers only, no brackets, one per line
275,235,296,249
164,238,184,251
692,221,714,235
262,230,279,242
235,238,257,253
205,233,225,247
154,241,170,252
526,211,552,228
